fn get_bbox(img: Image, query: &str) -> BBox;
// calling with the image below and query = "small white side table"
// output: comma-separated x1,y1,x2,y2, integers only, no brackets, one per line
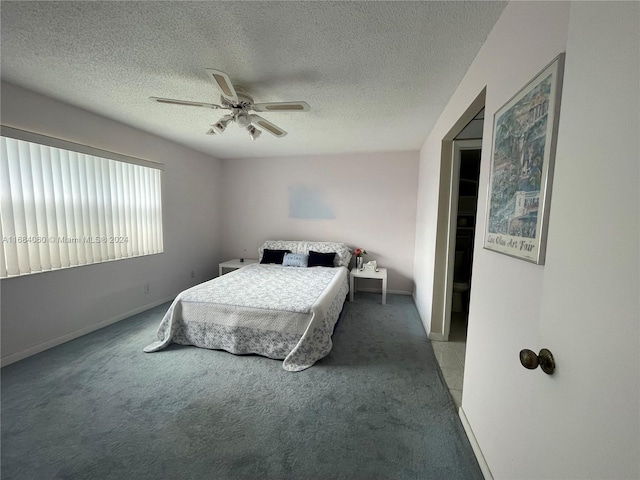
349,267,388,305
218,258,258,276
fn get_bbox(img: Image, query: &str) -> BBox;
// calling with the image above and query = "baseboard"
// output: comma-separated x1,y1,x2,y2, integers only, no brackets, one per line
1,295,175,367
429,332,447,341
459,407,494,480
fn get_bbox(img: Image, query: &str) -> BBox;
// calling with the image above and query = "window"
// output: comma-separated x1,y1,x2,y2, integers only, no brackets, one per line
1,127,163,278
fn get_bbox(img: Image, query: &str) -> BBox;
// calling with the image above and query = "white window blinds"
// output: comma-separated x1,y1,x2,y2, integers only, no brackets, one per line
1,128,163,278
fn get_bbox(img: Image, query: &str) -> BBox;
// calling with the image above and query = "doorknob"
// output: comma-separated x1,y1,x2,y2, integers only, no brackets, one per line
519,348,555,375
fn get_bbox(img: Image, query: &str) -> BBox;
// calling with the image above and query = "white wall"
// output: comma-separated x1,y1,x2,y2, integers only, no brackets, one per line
221,151,419,293
1,82,223,365
414,1,639,478
414,2,570,337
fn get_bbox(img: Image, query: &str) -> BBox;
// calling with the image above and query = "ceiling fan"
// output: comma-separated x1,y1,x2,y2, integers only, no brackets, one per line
150,69,310,140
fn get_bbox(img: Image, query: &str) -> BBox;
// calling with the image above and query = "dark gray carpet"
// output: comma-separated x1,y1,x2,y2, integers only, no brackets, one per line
1,293,482,480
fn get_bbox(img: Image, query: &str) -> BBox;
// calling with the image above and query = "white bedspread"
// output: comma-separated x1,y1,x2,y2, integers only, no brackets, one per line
144,263,349,371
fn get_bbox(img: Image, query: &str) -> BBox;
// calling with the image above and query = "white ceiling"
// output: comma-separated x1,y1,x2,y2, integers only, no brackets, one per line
1,1,506,159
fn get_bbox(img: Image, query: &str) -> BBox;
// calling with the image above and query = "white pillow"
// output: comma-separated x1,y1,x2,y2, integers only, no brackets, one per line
282,253,308,267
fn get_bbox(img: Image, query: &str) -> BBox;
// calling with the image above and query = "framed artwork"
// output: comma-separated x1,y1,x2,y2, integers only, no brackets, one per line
484,53,565,264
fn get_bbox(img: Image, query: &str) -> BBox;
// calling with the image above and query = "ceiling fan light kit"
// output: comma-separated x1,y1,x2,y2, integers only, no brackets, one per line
235,111,250,127
150,68,310,140
247,125,261,141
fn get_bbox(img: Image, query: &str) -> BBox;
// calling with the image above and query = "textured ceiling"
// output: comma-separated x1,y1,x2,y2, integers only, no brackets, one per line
1,1,506,159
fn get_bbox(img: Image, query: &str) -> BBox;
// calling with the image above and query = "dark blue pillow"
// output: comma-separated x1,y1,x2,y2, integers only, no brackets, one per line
260,249,291,264
308,251,336,267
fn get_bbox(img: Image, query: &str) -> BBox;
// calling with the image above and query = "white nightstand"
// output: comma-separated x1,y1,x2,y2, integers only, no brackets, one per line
350,267,388,305
218,258,258,276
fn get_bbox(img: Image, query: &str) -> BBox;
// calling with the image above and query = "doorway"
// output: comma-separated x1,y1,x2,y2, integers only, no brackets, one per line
441,107,484,342
446,141,481,342
430,104,484,409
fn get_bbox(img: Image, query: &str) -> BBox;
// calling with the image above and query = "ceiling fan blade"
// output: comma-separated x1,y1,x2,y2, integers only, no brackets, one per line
252,101,310,112
250,115,287,138
205,68,238,103
150,97,222,109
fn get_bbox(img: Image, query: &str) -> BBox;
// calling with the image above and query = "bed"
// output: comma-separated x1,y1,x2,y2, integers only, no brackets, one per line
143,240,351,371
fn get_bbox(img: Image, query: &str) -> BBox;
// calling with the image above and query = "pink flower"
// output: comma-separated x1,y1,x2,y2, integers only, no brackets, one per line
354,248,367,257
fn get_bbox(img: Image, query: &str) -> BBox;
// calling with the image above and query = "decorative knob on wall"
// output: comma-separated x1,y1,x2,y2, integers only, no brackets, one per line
519,348,555,375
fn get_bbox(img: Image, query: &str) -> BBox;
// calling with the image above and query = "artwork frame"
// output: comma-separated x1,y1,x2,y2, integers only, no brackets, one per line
483,53,565,265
